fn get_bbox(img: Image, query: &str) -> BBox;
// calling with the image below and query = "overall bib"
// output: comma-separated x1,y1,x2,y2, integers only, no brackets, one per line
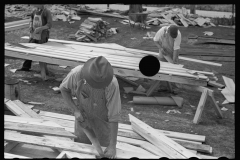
22,8,49,70
30,8,45,40
74,70,110,147
159,27,174,59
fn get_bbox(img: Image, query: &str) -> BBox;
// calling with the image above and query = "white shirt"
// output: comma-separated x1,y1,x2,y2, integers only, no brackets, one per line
153,26,181,51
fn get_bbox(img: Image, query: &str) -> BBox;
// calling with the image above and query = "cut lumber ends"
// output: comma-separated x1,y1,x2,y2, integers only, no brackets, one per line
5,131,159,159
208,81,225,89
129,114,199,158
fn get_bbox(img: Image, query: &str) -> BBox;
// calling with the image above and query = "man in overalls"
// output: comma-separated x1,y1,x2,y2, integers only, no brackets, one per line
60,56,121,158
153,25,182,64
17,4,52,72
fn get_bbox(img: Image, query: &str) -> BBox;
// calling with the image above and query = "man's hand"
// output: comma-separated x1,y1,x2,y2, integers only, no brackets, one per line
34,27,43,34
74,110,84,122
29,27,34,33
104,144,116,159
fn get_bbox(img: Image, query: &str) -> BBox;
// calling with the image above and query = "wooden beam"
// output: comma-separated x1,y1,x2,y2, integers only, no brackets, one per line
193,89,208,124
63,151,96,158
5,122,77,139
5,131,159,159
118,129,212,154
5,19,30,27
129,114,199,158
5,142,19,153
13,100,42,119
146,80,160,96
56,151,67,159
5,100,31,118
4,153,31,159
5,23,29,32
208,81,225,88
179,56,222,67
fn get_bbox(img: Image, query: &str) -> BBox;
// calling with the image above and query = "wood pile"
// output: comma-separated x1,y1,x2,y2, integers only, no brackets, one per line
5,19,30,32
146,7,216,28
5,4,35,19
4,98,218,158
68,17,116,42
6,37,221,82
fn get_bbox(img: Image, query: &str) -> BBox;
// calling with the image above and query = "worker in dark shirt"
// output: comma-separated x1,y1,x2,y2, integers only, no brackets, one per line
17,4,52,72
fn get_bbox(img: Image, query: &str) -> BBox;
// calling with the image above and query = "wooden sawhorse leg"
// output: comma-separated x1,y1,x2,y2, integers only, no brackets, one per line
39,62,49,81
193,87,223,124
146,80,173,97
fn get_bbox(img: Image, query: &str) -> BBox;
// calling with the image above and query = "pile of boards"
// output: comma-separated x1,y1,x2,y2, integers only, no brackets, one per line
69,17,117,42
5,19,30,32
146,7,216,28
4,98,217,158
5,36,220,83
5,4,34,19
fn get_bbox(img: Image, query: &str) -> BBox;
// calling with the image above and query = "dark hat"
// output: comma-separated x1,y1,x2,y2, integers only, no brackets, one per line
168,25,178,38
82,56,113,89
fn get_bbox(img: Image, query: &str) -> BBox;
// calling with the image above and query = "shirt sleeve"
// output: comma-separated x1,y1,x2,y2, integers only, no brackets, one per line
59,66,82,96
105,76,122,123
153,27,165,42
174,31,181,50
43,9,52,29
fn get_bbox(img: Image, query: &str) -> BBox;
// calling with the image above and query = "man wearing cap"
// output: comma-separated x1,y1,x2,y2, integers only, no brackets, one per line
17,4,52,72
60,56,121,158
153,25,181,64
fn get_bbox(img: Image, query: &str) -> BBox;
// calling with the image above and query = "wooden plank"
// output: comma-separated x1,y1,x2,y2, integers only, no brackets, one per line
4,153,31,159
5,19,30,27
5,23,29,32
5,115,65,128
208,81,225,88
177,14,189,27
56,151,67,159
5,142,19,152
222,76,235,94
9,143,59,158
129,114,199,158
20,36,222,67
208,91,223,119
38,110,206,142
5,121,77,139
5,100,31,118
6,45,205,79
13,100,42,119
146,80,160,96
116,142,158,157
161,13,178,26
193,89,208,124
221,87,234,103
41,116,74,128
115,75,139,87
63,151,96,158
5,132,159,159
197,153,218,159
118,129,212,154
119,123,206,142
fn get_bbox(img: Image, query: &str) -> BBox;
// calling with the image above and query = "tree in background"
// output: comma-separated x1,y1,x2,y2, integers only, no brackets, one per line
190,5,196,14
129,4,143,13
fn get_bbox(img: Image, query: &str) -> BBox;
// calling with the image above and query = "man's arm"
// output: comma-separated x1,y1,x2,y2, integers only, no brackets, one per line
60,86,78,112
109,122,118,147
173,50,179,64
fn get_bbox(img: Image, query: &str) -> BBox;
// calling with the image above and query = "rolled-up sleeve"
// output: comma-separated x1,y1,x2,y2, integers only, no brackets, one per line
174,31,181,50
105,76,121,123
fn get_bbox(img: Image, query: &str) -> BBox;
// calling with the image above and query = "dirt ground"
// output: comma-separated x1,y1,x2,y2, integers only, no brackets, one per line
5,15,235,158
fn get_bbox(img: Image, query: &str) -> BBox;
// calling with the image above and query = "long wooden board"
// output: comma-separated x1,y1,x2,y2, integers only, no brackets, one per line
4,153,31,159
5,132,159,159
5,122,77,139
20,36,222,66
129,114,199,158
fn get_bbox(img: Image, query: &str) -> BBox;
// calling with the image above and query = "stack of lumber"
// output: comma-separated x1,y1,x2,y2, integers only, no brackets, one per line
146,7,216,28
4,98,217,158
5,4,34,19
5,19,30,32
69,17,114,42
5,37,219,83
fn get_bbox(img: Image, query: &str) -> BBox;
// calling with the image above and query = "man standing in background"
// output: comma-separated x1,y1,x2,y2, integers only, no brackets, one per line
17,4,52,72
153,25,182,64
